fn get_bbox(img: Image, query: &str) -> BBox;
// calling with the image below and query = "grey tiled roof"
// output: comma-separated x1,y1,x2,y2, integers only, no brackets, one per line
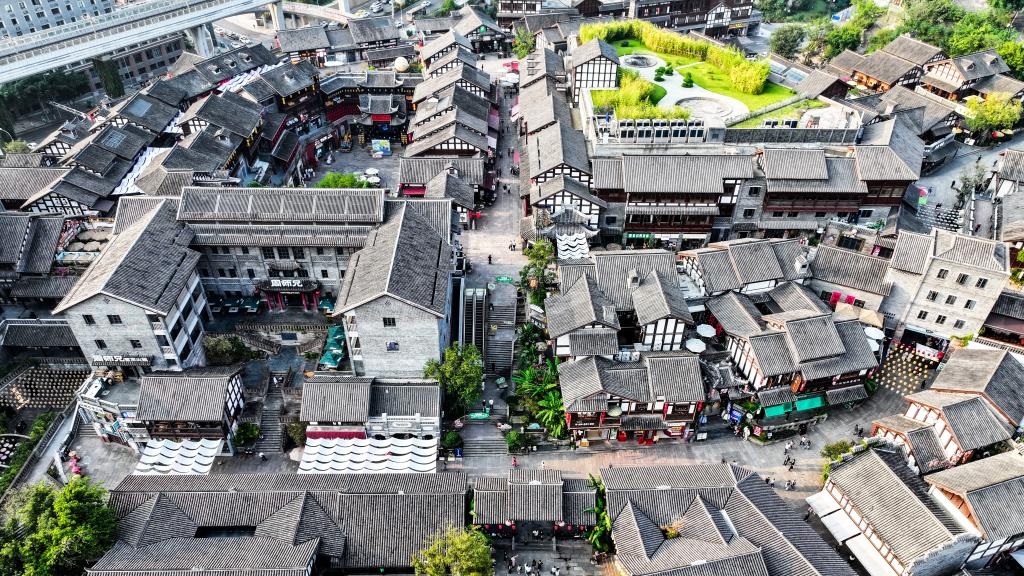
192,93,262,138
419,31,473,64
948,50,1010,81
602,465,857,576
931,348,1024,426
749,333,796,378
767,156,868,195
337,203,452,316
882,35,943,65
533,175,607,208
687,239,806,293
518,77,572,135
425,171,476,210
118,93,179,134
0,319,77,348
9,275,79,299
90,537,318,575
795,69,843,98
632,271,693,326
54,200,198,315
546,274,620,338
924,450,1024,540
424,46,478,76
519,47,566,88
399,156,485,186
798,320,877,381
889,230,933,274
907,390,1013,451
906,426,949,474
590,250,678,311
369,381,441,418
932,228,1008,272
618,153,754,194
992,290,1024,320
137,370,238,422
764,282,830,314
300,374,373,422
571,38,619,67
567,327,619,357
525,121,590,179
412,64,492,104
825,384,868,405
811,245,892,295
347,15,400,45
178,187,385,223
259,61,319,97
104,473,467,572
452,5,502,37
276,26,330,53
706,292,763,337
974,73,1024,95
827,449,968,566
853,49,917,84
413,85,490,129
855,115,924,181
827,49,864,74
559,353,706,410
406,122,488,157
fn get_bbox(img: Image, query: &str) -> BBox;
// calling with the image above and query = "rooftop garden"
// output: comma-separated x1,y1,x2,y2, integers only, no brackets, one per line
731,99,827,128
591,69,690,120
584,20,795,112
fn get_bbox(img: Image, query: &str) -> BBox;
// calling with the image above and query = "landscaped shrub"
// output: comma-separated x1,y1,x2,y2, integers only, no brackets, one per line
582,20,769,94
654,74,664,82
591,69,690,120
682,71,693,87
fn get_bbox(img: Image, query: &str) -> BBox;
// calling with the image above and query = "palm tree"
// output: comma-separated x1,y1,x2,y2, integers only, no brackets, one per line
585,475,614,553
536,391,566,438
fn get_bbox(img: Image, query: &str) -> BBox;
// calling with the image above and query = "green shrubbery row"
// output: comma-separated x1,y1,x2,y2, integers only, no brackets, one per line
579,20,770,94
591,69,691,120
0,412,56,496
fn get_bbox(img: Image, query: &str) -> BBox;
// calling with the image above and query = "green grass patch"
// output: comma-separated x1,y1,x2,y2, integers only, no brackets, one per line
592,69,689,120
732,99,827,128
612,39,699,67
681,62,795,110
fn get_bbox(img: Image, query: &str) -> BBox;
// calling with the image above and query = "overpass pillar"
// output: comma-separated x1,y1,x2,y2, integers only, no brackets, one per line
268,0,286,32
337,0,351,15
186,24,216,56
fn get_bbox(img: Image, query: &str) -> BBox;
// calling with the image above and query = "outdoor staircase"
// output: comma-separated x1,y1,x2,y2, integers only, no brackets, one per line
462,288,487,352
485,302,516,376
255,387,284,453
461,435,509,456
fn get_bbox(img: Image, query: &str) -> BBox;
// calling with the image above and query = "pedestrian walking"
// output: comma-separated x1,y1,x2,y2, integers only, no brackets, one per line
541,461,546,470
488,254,492,264
765,477,770,485
788,461,795,472
259,452,266,461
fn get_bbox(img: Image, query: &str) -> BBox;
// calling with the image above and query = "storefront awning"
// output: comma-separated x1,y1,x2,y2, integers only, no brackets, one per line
826,384,868,405
806,490,841,517
985,313,1024,336
795,394,826,411
845,534,901,576
510,102,520,121
820,510,861,543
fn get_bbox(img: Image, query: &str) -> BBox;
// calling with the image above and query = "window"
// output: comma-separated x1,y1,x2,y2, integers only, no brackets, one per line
200,268,210,277
787,212,798,218
772,211,784,218
316,247,324,255
247,269,256,279
383,317,396,327
241,247,249,255
82,314,95,325
386,341,400,351
129,339,143,349
815,212,827,218
956,273,969,285
976,278,989,289
95,339,107,350
837,236,863,251
262,247,275,259
748,186,761,196
854,299,865,308
859,209,874,219
292,247,304,259
944,295,956,305
742,209,756,218
935,315,947,325
917,310,928,320
605,216,617,225
965,299,976,310
228,269,237,278
321,269,329,278
937,269,949,279
926,291,939,302
107,314,122,325
217,269,226,277
220,247,230,255
277,247,289,259
297,269,309,278
954,319,966,329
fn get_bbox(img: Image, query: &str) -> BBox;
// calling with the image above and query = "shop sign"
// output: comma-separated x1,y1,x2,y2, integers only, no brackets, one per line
625,232,654,239
271,279,304,288
729,408,743,422
495,275,514,284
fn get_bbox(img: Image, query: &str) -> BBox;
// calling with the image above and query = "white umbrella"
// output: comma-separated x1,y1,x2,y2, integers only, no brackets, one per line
365,167,380,175
696,324,716,338
685,339,706,353
864,326,885,340
288,447,305,462
867,339,880,352
367,176,381,184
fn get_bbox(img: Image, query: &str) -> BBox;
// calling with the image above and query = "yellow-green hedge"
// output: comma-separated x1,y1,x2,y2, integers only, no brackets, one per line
580,20,770,95
591,69,691,120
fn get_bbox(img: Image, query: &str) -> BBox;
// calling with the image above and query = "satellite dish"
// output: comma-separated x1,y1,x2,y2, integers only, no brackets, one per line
394,56,410,72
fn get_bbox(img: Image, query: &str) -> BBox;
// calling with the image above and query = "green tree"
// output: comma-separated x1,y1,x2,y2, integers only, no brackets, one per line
1,140,30,153
203,335,258,365
441,430,463,449
820,439,854,461
433,0,457,15
825,24,862,58
866,28,899,53
802,20,832,63
990,0,1024,9
424,344,484,416
234,422,261,447
411,526,494,576
947,12,1016,56
0,478,116,576
504,430,529,451
512,26,536,59
315,171,370,188
285,422,307,447
520,238,556,306
585,475,614,552
535,391,567,438
964,92,1023,134
770,24,806,59
998,41,1024,78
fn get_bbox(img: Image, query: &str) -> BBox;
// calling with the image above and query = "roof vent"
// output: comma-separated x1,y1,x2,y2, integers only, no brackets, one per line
627,269,640,288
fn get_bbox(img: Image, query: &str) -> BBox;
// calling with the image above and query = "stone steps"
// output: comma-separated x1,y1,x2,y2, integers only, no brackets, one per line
255,388,284,453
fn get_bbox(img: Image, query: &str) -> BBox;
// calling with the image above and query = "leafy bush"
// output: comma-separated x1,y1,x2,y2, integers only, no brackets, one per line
0,412,56,496
285,422,307,447
682,71,693,87
653,74,664,82
591,69,690,120
620,40,630,47
441,430,463,449
663,67,674,76
204,335,260,366
505,430,530,452
234,422,260,447
821,439,853,462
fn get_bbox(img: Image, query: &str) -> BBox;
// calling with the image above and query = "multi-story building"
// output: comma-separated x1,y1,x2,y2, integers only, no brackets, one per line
849,35,944,92
299,374,441,439
575,0,761,38
808,244,892,313
882,229,1010,354
0,0,111,37
335,203,453,377
558,351,707,442
811,446,980,576
921,50,1024,102
567,38,618,104
473,470,596,538
54,199,208,372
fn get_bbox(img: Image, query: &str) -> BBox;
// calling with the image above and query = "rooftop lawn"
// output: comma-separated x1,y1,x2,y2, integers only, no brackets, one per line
731,99,828,128
611,38,794,112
